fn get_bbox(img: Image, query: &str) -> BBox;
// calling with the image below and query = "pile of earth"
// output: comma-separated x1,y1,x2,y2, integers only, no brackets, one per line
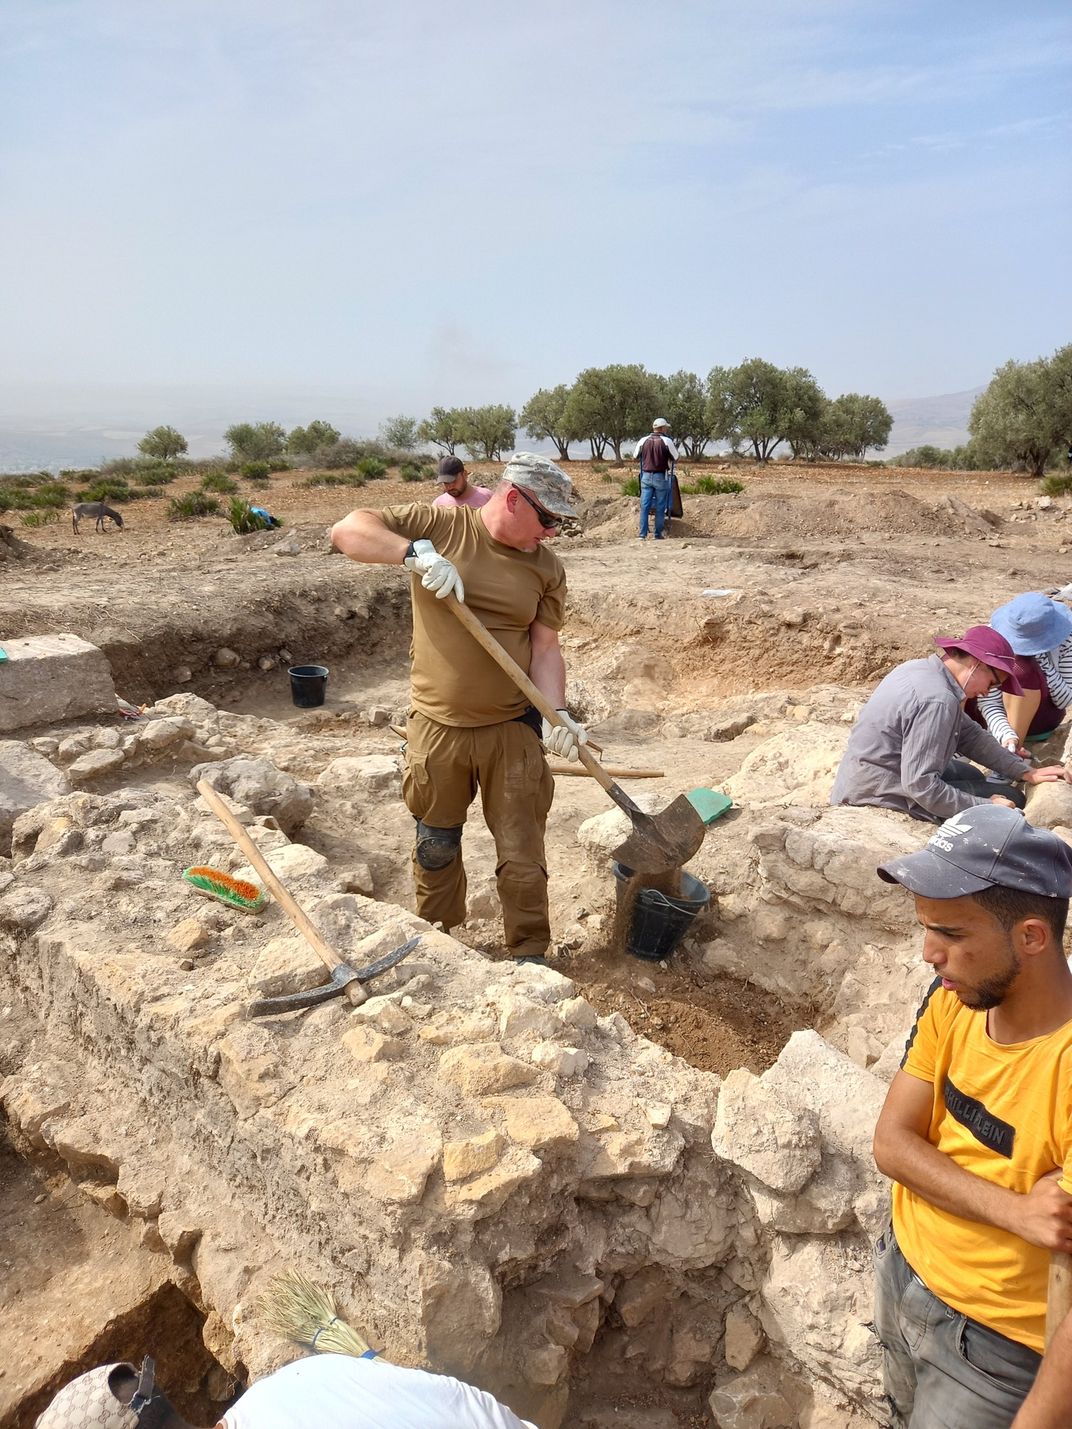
581,488,1000,543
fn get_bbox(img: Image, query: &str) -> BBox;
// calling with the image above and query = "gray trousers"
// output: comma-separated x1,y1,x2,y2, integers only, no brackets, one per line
873,1225,1040,1427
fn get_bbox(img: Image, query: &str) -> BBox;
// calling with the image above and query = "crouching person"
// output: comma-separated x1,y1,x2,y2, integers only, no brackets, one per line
871,805,1072,1426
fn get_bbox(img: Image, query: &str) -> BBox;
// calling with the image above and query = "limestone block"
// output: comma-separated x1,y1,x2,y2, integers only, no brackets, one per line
487,1094,580,1151
723,724,849,808
167,918,213,955
233,841,329,891
419,1010,499,1046
49,1118,120,1180
248,937,325,998
365,1129,441,1204
135,716,195,753
498,991,562,1042
581,1126,684,1181
318,754,401,795
216,1028,293,1119
154,692,220,723
0,633,116,733
0,741,69,853
438,1042,540,1096
614,1266,674,1327
352,997,411,1035
192,756,315,835
0,884,53,930
760,1236,882,1408
443,1129,504,1182
342,1026,404,1063
556,995,599,1030
530,1041,590,1077
67,748,126,782
1025,779,1072,830
711,1068,820,1194
708,1358,795,1429
724,1302,765,1372
443,1149,542,1216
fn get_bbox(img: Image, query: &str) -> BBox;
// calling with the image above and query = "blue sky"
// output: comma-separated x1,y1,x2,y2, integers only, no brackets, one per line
1,0,1069,425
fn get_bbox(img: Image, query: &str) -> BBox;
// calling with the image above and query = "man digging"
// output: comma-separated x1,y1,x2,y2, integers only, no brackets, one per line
872,805,1072,1426
330,453,586,965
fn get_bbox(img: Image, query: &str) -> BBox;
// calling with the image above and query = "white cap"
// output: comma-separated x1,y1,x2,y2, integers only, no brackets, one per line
652,418,669,429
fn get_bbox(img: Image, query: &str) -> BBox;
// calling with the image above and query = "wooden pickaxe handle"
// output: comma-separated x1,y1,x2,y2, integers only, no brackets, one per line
445,596,623,801
195,778,367,1005
1048,1250,1072,1347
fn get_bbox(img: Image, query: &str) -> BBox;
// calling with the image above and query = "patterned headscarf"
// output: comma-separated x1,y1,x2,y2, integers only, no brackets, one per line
36,1365,141,1429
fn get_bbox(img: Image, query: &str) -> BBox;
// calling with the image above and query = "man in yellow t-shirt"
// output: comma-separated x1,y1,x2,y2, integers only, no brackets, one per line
330,454,586,962
872,804,1072,1426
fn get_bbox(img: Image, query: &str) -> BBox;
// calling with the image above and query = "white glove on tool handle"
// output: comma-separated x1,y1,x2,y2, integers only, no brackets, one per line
542,710,588,762
403,539,465,602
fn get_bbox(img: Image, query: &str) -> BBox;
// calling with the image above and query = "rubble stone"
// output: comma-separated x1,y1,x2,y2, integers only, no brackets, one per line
438,1043,540,1096
67,748,126,782
443,1129,504,1182
192,756,315,835
318,754,401,794
0,741,69,853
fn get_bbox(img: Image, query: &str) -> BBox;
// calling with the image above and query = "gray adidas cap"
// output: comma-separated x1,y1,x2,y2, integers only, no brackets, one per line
877,804,1072,900
501,452,575,519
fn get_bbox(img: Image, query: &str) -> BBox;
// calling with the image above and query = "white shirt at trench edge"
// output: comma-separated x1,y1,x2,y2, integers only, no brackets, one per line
221,1354,537,1429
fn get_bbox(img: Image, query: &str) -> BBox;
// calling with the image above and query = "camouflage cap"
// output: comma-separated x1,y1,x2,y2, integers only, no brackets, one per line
36,1365,140,1429
501,452,575,519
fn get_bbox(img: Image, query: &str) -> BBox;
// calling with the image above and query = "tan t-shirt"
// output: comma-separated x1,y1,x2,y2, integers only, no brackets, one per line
379,503,566,727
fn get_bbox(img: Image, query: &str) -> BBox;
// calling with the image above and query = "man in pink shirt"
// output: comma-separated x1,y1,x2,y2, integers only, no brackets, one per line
432,455,492,509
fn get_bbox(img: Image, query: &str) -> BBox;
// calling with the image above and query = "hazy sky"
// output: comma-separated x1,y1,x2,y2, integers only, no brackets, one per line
2,0,1069,421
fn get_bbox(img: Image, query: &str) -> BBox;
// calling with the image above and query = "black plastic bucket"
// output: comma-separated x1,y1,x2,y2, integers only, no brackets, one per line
612,862,711,962
288,664,329,708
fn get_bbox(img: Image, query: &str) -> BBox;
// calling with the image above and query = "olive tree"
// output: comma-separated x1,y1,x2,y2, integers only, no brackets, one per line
459,404,517,461
520,385,579,461
656,370,711,457
417,406,467,455
379,415,420,451
970,347,1072,477
707,359,825,462
138,426,187,460
565,364,660,461
818,393,893,460
286,420,340,455
224,422,287,462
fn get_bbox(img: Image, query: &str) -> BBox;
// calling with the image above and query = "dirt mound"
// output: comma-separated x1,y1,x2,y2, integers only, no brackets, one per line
0,524,31,560
583,488,1000,543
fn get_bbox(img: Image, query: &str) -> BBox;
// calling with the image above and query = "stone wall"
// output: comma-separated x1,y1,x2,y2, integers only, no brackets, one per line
1,777,887,1427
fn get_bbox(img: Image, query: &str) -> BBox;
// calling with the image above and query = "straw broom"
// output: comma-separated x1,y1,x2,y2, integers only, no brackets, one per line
255,1270,374,1358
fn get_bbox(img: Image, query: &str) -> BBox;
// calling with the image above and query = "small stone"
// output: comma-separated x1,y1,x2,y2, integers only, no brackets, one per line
92,727,122,750
173,666,193,683
531,1042,590,1078
342,1026,404,1063
367,706,391,726
339,863,375,896
443,1129,504,1183
645,1103,672,1128
179,958,195,972
213,647,241,669
488,1094,579,1151
272,538,301,556
278,648,293,664
67,748,126,781
100,830,135,856
724,1303,765,1372
167,919,212,954
438,1043,539,1096
257,655,277,672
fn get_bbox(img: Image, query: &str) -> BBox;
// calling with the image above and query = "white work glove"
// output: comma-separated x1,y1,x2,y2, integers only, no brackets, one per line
541,710,588,762
403,538,465,602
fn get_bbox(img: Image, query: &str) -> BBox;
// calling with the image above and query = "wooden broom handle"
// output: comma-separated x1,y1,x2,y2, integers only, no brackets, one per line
1048,1251,1072,1348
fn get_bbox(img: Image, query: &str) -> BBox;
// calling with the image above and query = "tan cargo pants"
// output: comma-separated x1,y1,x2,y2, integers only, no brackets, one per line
402,710,555,958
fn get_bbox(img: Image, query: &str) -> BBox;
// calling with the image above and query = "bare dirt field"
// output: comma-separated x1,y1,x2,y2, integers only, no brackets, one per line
2,455,1069,1426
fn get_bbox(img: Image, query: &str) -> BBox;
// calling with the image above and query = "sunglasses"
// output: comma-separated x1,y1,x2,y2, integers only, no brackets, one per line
516,486,560,529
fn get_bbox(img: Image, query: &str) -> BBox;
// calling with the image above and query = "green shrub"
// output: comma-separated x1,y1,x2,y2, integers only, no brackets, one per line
316,438,385,470
28,484,71,508
129,486,163,500
0,487,32,512
167,492,221,520
60,468,102,482
228,497,264,534
201,472,238,494
78,479,133,503
399,461,432,482
20,508,59,527
1041,473,1072,497
299,471,366,489
600,473,616,484
681,476,745,495
620,476,640,497
591,461,608,475
241,460,272,481
356,457,388,480
268,458,290,473
137,468,177,486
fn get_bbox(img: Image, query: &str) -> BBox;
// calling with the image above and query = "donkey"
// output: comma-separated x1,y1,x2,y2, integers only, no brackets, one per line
72,501,124,534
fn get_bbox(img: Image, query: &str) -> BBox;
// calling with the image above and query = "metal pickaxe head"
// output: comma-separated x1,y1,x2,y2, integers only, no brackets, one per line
248,936,421,1018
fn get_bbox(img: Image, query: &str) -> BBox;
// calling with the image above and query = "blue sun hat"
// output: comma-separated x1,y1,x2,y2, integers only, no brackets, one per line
990,592,1072,656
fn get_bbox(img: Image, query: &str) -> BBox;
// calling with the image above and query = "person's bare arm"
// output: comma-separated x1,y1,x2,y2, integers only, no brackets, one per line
1012,1308,1072,1427
330,509,409,565
873,1071,1072,1248
528,621,566,707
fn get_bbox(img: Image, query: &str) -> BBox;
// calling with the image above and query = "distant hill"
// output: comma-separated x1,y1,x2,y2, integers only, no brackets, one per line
883,387,983,457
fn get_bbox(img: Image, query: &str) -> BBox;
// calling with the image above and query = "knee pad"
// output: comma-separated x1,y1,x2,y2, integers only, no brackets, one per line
415,820,462,871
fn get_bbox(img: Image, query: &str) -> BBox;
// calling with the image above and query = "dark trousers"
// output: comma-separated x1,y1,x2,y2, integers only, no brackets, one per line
942,757,1026,808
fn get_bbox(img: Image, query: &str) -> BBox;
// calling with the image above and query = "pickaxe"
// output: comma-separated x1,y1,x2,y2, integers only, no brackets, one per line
196,778,418,1017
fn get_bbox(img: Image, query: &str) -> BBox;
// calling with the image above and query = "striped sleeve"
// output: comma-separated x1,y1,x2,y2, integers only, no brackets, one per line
1037,640,1072,711
901,977,942,1078
977,688,1017,745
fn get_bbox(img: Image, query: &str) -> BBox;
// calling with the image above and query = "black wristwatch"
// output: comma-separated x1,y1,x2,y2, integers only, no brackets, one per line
404,540,417,562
